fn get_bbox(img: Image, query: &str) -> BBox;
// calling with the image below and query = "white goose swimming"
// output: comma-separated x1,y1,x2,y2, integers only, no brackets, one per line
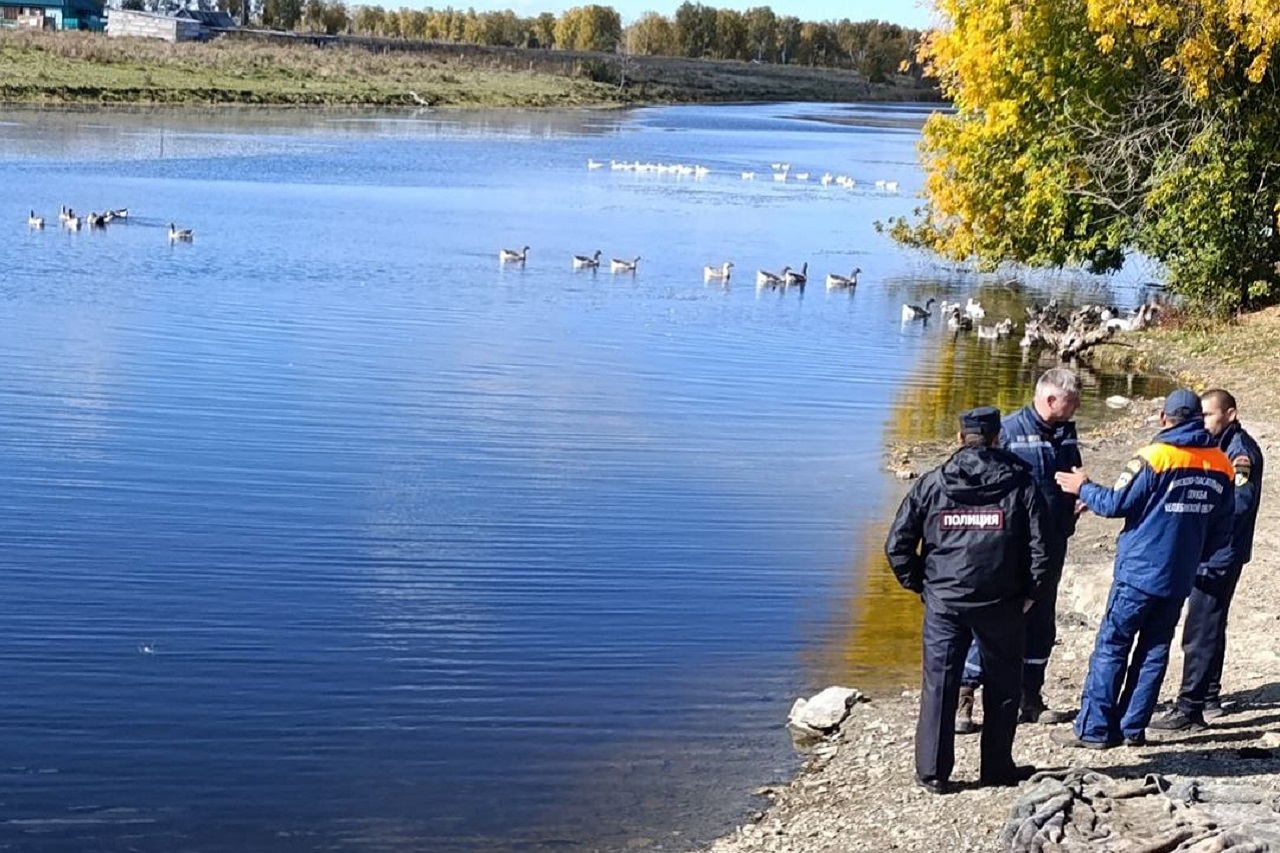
500,245,529,263
28,210,44,229
825,267,861,289
610,256,640,273
65,213,81,231
965,298,986,320
784,262,808,286
756,266,790,287
168,222,194,241
573,249,602,269
901,297,935,322
704,261,733,282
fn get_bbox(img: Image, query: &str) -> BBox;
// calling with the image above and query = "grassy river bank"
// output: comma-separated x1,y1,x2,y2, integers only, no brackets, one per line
0,30,940,107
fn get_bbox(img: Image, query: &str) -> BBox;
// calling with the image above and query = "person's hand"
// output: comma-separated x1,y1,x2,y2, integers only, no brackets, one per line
1023,598,1035,614
1075,499,1088,517
1055,467,1089,495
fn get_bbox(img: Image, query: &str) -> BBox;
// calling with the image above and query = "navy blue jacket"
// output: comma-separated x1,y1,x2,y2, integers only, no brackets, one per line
1000,405,1082,543
1080,419,1234,599
1201,421,1264,572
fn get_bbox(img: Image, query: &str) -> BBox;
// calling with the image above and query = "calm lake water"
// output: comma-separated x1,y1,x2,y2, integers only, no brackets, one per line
0,103,1170,853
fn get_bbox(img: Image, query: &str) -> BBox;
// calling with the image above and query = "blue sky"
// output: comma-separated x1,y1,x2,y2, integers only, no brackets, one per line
497,0,936,28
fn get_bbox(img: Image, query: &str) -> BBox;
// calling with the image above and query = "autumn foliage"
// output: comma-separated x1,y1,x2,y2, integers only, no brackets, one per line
890,0,1280,311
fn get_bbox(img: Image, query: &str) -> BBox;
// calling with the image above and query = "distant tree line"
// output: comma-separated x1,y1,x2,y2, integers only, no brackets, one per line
208,0,921,79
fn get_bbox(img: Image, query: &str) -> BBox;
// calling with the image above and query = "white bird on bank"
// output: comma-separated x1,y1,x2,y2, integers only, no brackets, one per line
572,249,602,270
168,223,193,241
704,261,733,282
884,181,899,193
28,210,44,229
610,256,640,273
500,245,529,263
901,298,935,322
825,268,861,289
587,158,604,170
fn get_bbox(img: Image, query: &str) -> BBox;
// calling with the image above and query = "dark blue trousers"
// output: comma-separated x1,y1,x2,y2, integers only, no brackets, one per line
917,597,1024,784
962,539,1065,695
1076,581,1184,743
1177,562,1245,712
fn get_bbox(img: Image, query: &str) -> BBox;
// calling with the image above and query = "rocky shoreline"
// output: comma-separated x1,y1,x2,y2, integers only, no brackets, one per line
694,312,1280,853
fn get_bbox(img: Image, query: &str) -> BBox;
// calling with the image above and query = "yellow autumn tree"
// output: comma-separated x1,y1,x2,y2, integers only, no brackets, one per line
891,0,1280,311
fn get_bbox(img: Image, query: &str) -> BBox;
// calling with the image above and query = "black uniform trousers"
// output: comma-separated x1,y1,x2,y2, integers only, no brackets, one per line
1177,561,1245,713
917,597,1025,784
962,534,1066,696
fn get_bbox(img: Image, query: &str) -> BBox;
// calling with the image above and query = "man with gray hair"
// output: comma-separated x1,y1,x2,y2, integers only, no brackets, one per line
956,368,1082,733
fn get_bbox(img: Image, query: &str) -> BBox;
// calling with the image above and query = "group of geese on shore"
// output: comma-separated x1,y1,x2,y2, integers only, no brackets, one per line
901,296,1020,342
500,245,863,290
587,159,901,192
27,207,194,242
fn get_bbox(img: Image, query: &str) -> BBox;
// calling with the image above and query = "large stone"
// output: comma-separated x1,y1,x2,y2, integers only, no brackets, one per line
787,686,863,747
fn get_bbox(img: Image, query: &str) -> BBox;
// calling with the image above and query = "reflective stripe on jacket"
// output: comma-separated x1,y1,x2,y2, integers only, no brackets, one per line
1000,405,1082,542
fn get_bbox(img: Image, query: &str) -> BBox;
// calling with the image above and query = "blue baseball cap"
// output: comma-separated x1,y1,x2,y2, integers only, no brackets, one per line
1164,388,1202,419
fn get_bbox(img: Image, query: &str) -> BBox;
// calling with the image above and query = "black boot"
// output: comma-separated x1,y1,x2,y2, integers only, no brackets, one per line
1018,691,1074,724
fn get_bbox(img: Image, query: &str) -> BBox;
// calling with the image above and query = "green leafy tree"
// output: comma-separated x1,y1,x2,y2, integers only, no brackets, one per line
713,8,748,60
890,0,1280,311
627,12,675,56
774,15,800,64
673,1,716,58
531,11,556,47
555,4,621,52
744,5,775,61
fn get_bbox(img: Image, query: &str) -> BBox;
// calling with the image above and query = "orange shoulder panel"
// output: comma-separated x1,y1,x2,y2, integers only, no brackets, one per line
1138,443,1233,477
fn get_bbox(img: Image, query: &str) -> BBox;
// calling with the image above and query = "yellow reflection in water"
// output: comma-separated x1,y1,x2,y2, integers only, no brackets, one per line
822,333,1062,693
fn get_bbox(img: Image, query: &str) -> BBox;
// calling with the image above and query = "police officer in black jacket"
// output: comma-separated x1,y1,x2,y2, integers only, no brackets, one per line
886,406,1052,793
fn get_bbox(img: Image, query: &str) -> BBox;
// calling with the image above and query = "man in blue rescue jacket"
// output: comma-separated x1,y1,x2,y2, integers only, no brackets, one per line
1053,389,1234,749
1149,389,1265,731
886,406,1052,792
957,368,1082,732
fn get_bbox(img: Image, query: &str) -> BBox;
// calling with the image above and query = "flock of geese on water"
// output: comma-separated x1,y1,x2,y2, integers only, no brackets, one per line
498,245,864,290
901,296,1023,342
586,159,901,192
28,207,194,242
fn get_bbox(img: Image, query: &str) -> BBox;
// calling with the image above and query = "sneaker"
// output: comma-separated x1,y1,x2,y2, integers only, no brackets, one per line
1050,729,1120,750
1147,708,1207,733
979,764,1037,787
1124,734,1147,747
1202,701,1226,721
955,686,979,735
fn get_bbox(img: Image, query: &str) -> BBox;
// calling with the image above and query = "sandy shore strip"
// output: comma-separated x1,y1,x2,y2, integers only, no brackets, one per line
694,308,1280,853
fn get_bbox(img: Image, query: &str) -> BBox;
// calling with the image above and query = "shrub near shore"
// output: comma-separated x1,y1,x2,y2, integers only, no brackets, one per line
0,30,938,107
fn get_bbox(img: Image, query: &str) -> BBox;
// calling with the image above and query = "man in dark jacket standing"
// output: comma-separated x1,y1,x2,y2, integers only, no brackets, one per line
1054,389,1234,749
958,368,1082,731
1149,389,1264,731
886,406,1052,793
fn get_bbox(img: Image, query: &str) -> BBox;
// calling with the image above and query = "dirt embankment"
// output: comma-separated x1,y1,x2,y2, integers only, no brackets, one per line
695,307,1280,853
0,29,940,108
